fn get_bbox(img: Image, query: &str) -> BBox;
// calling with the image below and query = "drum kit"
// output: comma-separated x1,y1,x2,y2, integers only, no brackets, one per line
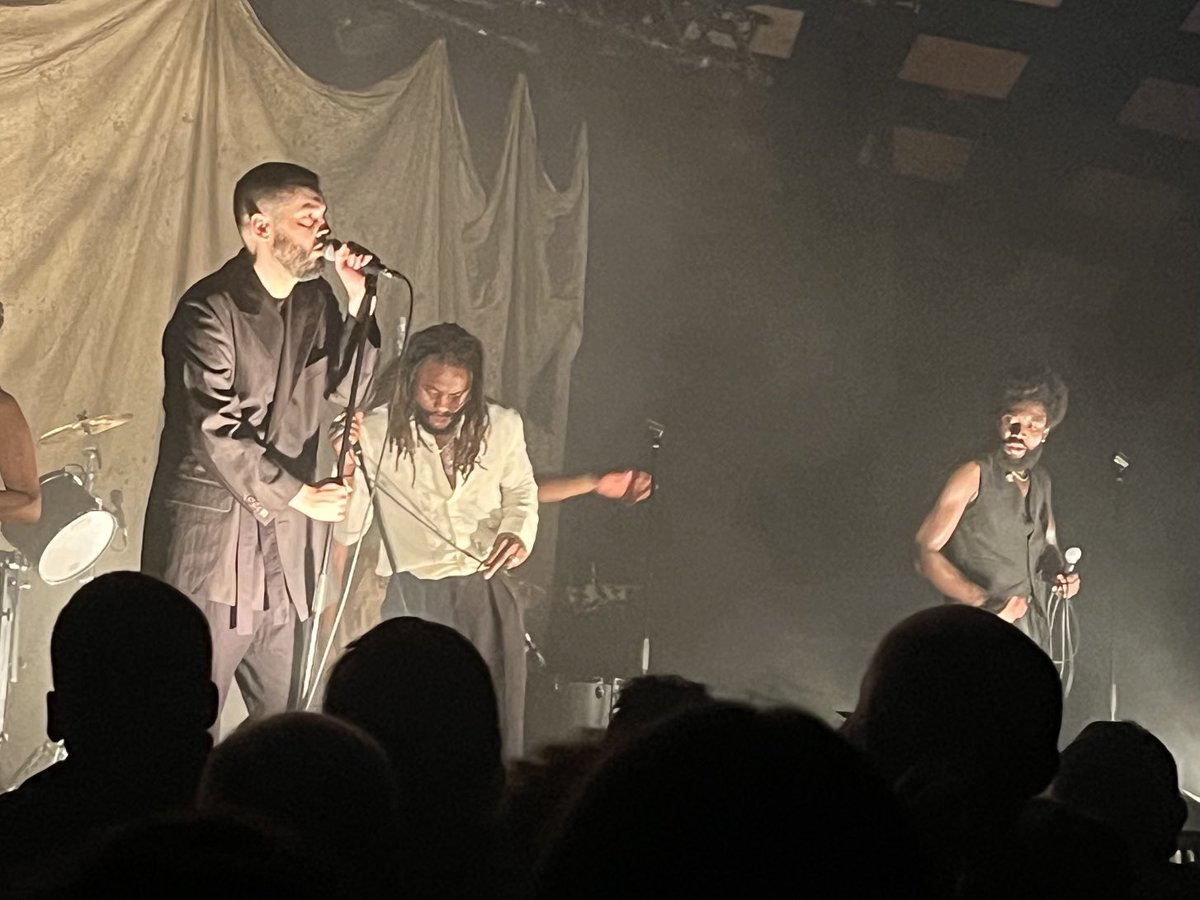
0,411,130,781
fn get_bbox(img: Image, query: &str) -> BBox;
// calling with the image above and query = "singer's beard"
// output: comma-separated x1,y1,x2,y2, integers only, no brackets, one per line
273,231,325,282
997,442,1044,472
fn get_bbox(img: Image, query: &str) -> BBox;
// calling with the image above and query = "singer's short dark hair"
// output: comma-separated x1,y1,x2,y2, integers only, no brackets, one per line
233,162,321,227
997,367,1069,429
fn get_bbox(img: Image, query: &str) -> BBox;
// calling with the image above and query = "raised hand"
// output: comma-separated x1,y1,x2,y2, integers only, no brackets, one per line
333,242,377,317
595,469,653,505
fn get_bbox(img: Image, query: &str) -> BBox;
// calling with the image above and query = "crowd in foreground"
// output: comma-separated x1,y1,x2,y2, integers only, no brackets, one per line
0,570,1196,899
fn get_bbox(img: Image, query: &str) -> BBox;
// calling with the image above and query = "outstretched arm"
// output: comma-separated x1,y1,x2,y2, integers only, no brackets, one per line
537,469,652,505
0,391,40,524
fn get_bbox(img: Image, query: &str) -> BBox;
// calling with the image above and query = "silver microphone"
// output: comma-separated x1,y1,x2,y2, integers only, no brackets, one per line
1055,547,1083,600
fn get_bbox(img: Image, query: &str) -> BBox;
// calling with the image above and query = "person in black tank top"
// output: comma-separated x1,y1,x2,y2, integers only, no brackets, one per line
914,369,1080,650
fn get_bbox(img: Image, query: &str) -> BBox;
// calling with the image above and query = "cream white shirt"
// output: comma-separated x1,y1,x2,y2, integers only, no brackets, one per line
336,402,539,579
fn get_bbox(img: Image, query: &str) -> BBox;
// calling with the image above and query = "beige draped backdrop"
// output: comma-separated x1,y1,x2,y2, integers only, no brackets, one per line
0,0,586,768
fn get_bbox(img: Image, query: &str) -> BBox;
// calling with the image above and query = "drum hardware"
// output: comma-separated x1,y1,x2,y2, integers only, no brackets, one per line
37,411,132,446
0,554,70,793
81,446,101,496
0,553,31,747
555,675,627,731
1,435,125,585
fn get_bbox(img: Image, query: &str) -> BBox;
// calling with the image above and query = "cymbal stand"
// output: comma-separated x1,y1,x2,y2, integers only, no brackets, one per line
82,446,101,496
0,553,27,742
0,554,65,793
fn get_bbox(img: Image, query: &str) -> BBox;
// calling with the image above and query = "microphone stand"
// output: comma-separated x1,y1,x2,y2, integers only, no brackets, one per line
299,274,378,705
1108,451,1129,721
637,420,665,675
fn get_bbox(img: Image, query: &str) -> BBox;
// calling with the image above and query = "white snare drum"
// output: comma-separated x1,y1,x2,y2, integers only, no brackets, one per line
1,470,117,584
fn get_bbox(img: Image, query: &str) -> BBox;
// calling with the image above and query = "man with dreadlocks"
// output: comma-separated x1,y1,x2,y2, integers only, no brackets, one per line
337,322,539,757
914,368,1080,650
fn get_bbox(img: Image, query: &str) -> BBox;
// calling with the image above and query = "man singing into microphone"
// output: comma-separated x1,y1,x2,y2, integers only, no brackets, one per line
914,369,1080,650
143,162,379,720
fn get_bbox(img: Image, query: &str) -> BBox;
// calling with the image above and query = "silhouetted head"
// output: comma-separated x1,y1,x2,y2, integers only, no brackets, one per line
502,736,609,896
324,617,503,817
842,604,1061,866
61,811,310,895
536,703,933,899
606,674,714,745
197,712,396,890
47,571,217,756
1050,720,1188,865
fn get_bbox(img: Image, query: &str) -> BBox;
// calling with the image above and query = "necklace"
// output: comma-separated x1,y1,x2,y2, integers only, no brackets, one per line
1005,469,1030,484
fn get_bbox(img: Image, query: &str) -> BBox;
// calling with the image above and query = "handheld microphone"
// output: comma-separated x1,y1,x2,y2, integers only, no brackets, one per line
1063,546,1082,574
321,238,404,280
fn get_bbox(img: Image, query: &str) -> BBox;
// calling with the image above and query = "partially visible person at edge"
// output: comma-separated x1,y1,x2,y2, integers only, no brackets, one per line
0,301,42,527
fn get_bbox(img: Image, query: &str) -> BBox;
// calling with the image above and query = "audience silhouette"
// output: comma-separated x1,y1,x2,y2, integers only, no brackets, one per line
841,605,1062,895
323,616,504,899
1049,720,1200,900
197,711,398,895
57,811,313,896
536,702,936,899
0,574,1194,899
0,571,217,891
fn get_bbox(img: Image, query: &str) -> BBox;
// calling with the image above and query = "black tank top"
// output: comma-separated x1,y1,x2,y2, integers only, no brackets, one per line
943,451,1056,607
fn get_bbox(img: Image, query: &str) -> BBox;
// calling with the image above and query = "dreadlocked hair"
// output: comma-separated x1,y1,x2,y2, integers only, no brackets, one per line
386,323,489,480
997,366,1069,429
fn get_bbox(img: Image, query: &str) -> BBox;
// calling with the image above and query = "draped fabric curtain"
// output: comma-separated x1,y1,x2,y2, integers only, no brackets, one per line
0,0,585,758
0,0,585,558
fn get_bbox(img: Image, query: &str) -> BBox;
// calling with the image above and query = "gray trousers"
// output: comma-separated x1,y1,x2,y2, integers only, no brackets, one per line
198,598,296,723
383,571,526,759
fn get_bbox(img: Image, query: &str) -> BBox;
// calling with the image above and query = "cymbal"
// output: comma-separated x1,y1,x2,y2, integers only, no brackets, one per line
39,413,133,445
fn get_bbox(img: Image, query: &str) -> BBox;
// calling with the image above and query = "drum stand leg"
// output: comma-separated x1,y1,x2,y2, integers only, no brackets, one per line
3,740,67,792
0,558,20,741
0,558,66,792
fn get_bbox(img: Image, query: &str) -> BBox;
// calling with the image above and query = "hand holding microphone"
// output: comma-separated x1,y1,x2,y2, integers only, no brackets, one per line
318,236,405,317
1054,546,1082,599
321,238,405,280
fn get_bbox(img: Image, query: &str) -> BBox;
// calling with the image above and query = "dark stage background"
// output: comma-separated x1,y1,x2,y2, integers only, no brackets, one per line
251,0,1200,788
